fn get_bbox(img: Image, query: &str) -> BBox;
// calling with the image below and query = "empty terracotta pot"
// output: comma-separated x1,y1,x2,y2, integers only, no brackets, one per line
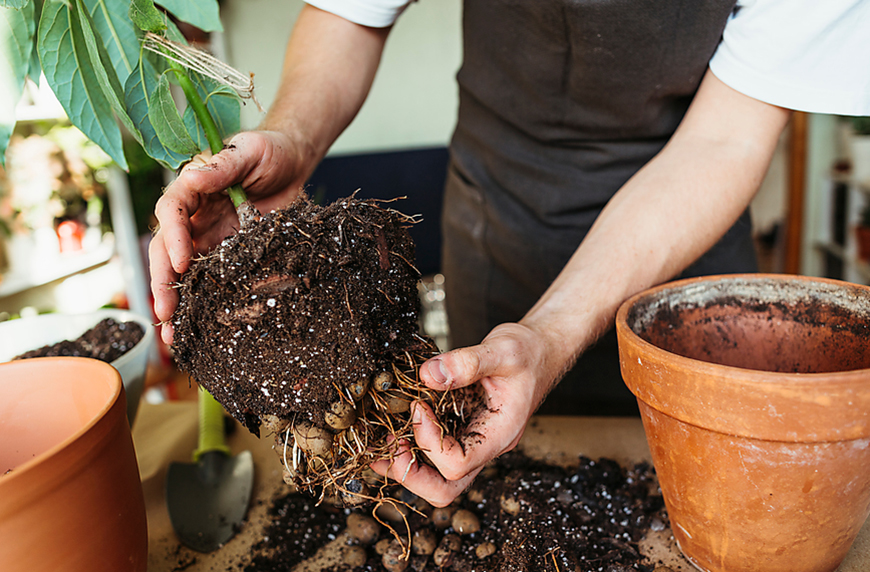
616,274,870,572
0,357,147,572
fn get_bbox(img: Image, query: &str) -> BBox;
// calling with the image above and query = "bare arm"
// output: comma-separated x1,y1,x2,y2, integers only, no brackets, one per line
150,6,390,343
374,69,792,506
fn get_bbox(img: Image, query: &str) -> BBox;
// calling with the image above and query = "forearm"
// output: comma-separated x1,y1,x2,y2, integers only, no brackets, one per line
259,5,390,176
520,71,791,395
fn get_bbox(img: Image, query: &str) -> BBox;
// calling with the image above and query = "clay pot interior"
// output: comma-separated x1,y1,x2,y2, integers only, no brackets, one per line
0,358,116,474
0,357,147,572
617,274,870,572
626,276,870,375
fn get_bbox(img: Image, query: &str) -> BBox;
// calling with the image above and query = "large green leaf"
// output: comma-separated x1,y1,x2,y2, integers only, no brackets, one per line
151,72,199,156
124,52,187,169
38,0,127,169
0,2,35,167
25,0,41,85
0,0,27,9
75,0,143,147
129,0,166,33
183,74,241,151
154,0,222,33
81,0,141,87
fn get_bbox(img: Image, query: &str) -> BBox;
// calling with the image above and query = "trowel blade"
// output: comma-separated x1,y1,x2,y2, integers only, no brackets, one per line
166,450,254,553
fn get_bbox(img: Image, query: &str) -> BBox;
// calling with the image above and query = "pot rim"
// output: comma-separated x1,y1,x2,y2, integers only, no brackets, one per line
618,273,870,383
0,357,123,483
616,273,870,442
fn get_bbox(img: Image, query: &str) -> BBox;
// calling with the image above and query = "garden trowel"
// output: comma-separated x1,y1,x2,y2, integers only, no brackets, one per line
166,386,254,553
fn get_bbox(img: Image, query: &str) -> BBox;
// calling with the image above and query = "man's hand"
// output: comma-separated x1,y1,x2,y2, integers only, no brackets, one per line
150,130,308,345
370,323,560,507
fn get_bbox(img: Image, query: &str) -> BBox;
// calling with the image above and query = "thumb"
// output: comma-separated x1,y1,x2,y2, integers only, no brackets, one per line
420,344,499,390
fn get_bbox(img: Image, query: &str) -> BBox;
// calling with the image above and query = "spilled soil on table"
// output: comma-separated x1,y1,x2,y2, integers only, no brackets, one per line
237,452,670,572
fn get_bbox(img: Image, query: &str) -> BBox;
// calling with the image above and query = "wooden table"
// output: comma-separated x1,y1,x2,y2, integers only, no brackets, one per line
133,402,870,572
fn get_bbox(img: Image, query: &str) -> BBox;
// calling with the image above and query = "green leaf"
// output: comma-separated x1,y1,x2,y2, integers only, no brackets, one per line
81,0,141,86
129,0,166,33
182,75,240,151
0,0,28,9
0,2,35,167
38,0,127,169
154,0,222,33
26,0,42,85
74,0,143,147
151,72,199,156
124,52,187,169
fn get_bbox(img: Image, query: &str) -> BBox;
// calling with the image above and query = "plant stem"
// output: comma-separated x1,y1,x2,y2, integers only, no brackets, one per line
169,60,248,209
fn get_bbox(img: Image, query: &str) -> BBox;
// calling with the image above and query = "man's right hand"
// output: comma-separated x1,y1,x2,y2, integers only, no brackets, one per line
149,130,308,345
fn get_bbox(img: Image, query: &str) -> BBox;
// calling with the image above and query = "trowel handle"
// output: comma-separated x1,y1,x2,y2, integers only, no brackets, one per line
194,386,231,461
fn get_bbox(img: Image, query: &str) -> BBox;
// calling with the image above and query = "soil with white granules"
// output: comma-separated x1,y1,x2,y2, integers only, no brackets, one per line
170,195,481,506
237,452,668,572
14,317,145,362
170,195,438,436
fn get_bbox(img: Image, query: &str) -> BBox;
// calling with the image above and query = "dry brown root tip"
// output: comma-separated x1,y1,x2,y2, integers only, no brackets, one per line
475,541,497,560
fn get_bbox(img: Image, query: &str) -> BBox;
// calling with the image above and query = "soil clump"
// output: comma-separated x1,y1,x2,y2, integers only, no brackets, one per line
170,195,478,505
239,452,667,572
14,317,145,362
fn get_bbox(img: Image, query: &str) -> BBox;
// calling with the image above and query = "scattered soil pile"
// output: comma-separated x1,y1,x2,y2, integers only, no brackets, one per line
170,195,478,505
14,317,145,362
239,452,668,572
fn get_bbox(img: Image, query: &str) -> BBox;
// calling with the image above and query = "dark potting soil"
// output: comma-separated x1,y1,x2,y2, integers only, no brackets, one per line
14,317,145,363
239,452,667,572
170,195,438,436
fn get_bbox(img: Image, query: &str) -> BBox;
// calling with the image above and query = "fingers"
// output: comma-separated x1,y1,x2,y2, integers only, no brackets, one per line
370,439,481,508
420,343,503,391
410,400,519,481
148,232,179,346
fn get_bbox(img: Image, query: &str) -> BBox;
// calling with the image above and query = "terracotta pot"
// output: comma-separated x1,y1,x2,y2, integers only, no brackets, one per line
0,309,155,425
616,274,870,572
0,357,147,572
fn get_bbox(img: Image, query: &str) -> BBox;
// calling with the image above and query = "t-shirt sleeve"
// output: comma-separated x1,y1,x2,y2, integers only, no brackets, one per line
304,0,413,28
709,0,870,116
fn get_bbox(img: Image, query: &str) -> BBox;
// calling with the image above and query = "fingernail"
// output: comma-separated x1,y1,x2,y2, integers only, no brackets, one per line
412,403,423,423
426,358,450,386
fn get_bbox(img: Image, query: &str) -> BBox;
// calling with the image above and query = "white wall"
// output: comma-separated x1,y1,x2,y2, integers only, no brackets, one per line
219,0,463,155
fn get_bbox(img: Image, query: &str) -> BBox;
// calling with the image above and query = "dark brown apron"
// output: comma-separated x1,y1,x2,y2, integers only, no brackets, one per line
442,0,753,415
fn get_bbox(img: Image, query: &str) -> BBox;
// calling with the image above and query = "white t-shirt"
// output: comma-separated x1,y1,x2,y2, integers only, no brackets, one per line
305,0,870,116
